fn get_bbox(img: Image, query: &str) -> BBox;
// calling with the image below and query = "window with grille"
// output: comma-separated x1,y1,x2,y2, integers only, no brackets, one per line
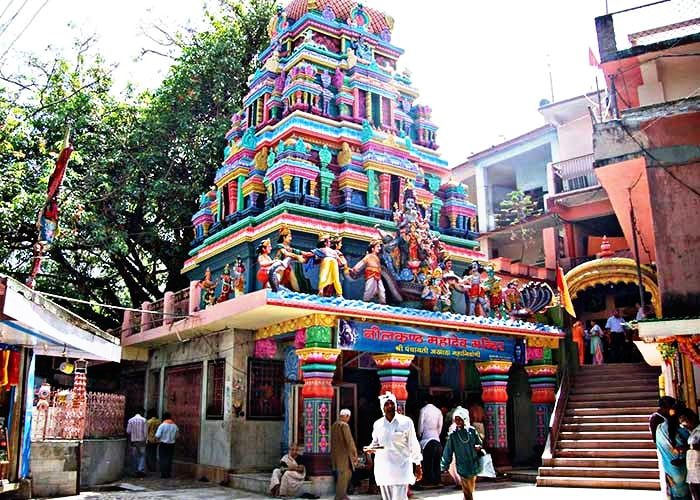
206,359,225,420
247,358,284,420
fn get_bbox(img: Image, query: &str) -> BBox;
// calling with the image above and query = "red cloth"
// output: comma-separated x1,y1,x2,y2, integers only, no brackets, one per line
7,351,20,386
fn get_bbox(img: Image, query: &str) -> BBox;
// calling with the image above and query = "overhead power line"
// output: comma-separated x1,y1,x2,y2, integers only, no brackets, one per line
0,0,28,38
0,0,49,63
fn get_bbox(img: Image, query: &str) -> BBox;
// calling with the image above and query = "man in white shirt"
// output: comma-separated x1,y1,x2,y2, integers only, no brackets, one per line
605,309,628,362
155,412,179,478
126,407,147,477
366,392,422,500
417,395,443,488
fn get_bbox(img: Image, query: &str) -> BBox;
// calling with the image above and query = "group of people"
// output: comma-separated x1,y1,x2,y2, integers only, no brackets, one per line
650,397,700,500
125,408,179,479
572,306,648,365
270,392,486,500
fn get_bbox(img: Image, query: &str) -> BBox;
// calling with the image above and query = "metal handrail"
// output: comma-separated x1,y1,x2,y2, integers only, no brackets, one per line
542,364,570,461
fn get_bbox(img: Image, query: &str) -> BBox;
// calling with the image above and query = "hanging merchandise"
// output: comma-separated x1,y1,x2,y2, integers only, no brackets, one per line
7,351,20,387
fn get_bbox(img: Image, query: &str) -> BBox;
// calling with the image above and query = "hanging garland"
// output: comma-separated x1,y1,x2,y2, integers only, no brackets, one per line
657,342,679,365
677,336,700,365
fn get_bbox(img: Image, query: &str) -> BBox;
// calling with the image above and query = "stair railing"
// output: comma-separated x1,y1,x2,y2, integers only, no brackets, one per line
542,364,571,462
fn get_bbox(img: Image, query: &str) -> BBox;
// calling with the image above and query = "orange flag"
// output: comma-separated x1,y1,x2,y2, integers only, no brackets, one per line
557,266,576,317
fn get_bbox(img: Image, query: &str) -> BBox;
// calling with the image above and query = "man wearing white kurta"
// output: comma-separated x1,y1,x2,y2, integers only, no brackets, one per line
367,392,423,500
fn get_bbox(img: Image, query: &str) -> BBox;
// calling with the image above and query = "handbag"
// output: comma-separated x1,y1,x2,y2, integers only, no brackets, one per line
477,453,496,478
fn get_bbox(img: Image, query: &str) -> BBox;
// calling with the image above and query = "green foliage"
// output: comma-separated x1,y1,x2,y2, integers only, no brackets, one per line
494,190,542,247
0,0,277,329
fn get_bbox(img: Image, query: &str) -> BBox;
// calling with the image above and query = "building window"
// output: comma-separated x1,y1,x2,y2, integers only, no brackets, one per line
247,358,284,420
206,359,225,420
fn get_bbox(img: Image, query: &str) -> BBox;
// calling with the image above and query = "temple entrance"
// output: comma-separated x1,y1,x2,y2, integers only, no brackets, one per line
164,363,202,462
341,366,382,448
507,365,536,466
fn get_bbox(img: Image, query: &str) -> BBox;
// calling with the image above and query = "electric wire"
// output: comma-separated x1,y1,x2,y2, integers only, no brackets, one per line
0,0,49,63
0,0,28,37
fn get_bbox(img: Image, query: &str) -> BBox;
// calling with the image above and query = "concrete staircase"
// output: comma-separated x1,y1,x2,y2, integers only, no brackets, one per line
537,363,661,490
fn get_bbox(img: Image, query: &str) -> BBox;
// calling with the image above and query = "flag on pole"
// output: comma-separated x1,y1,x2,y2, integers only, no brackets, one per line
588,47,600,68
27,131,73,288
557,266,576,317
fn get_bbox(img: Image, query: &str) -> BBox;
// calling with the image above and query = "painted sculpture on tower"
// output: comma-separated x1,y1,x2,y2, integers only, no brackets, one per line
349,239,386,304
274,224,312,292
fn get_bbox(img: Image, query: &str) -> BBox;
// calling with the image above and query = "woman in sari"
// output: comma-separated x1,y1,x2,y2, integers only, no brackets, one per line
657,409,691,500
589,320,604,365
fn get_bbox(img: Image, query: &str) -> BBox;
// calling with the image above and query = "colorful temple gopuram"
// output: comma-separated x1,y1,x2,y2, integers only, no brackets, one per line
120,0,566,489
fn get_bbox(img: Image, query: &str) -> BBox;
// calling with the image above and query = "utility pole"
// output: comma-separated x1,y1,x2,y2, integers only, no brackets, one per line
629,198,646,312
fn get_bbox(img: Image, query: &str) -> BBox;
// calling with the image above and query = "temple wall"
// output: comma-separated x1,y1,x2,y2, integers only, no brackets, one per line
230,330,284,472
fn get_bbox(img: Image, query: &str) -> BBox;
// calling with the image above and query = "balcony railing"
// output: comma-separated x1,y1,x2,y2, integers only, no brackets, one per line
120,286,194,339
552,154,598,194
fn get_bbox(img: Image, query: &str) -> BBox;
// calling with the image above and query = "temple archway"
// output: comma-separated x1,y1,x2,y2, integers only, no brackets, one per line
565,257,660,318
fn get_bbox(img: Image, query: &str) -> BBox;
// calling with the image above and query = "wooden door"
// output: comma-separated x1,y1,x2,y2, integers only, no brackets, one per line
164,363,202,462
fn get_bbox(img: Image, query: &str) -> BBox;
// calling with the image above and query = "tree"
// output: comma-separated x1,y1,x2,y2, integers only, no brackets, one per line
494,190,542,260
0,0,277,329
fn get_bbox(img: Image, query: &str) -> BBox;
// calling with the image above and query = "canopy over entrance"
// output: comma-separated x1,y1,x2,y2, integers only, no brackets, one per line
0,276,121,362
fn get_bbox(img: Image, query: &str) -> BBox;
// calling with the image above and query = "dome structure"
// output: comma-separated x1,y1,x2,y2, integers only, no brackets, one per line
284,0,394,36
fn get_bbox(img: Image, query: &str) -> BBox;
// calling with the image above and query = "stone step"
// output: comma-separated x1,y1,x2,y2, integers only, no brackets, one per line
567,399,657,409
565,406,656,416
559,430,651,440
536,476,660,489
557,440,654,449
561,422,649,431
572,380,659,391
569,391,658,402
563,415,650,424
556,449,657,459
538,467,659,479
542,457,658,468
577,363,658,372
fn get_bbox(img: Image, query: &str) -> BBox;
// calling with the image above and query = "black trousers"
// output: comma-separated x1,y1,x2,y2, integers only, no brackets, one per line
421,440,443,486
146,442,158,472
158,443,175,478
610,331,625,362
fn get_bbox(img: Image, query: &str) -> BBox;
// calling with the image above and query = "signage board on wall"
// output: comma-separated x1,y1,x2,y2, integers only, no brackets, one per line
336,319,515,362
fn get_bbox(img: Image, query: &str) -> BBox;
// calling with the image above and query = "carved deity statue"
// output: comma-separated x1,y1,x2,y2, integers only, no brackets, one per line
198,267,217,307
463,262,490,317
350,239,386,304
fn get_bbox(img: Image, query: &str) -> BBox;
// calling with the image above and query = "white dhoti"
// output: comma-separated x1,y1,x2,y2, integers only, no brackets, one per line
379,484,409,500
363,277,386,303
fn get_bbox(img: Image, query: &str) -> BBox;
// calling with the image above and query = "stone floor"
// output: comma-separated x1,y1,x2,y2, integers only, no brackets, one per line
47,476,664,500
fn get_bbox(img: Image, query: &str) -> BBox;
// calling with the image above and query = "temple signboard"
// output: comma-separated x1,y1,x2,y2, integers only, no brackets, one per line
336,319,515,362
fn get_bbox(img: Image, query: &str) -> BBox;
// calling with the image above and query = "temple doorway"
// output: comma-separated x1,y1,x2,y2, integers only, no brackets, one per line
507,365,536,466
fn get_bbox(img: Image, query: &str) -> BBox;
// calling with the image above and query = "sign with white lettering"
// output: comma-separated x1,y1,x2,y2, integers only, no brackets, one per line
336,319,515,361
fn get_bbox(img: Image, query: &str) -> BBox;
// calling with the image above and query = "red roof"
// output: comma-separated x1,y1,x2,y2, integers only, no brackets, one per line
285,0,393,34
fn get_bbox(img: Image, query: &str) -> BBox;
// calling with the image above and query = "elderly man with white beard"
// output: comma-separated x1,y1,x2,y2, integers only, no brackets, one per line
365,392,423,500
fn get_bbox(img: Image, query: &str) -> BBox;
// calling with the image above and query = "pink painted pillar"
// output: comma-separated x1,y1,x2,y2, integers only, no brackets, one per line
163,291,175,326
140,301,151,332
188,280,200,314
353,88,360,120
121,309,133,339
379,174,391,209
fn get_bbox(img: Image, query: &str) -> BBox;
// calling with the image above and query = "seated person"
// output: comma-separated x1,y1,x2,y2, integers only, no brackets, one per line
269,444,306,497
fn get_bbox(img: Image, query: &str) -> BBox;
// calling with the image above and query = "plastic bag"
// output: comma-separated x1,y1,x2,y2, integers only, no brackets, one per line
477,453,496,478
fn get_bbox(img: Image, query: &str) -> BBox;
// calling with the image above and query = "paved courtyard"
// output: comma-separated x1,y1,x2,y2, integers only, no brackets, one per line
51,477,662,500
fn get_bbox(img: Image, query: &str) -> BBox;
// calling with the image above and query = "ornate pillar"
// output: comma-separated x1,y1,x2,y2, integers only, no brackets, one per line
476,360,512,468
525,364,558,448
379,174,391,210
297,324,340,476
372,354,414,414
236,174,245,211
